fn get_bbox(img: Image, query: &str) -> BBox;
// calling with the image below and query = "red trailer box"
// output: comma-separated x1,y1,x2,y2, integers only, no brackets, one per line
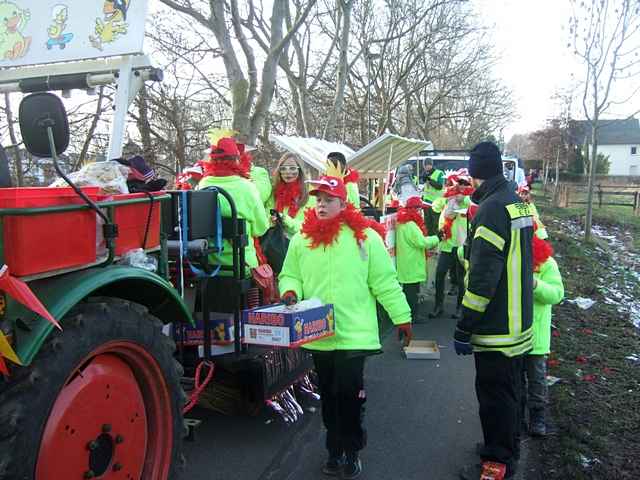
0,187,100,277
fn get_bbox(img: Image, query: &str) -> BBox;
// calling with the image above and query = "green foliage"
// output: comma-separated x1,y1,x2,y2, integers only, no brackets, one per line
571,146,611,175
595,152,610,174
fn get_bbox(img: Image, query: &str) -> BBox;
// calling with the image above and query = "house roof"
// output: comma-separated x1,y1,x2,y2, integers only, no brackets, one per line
571,118,640,145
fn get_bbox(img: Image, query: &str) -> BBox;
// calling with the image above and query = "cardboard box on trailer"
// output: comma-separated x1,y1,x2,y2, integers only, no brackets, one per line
242,300,334,348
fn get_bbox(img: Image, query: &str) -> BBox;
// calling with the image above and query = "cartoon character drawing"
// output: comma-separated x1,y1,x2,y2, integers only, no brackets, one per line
213,322,226,342
294,319,303,337
326,310,334,332
89,0,130,51
0,1,31,60
46,5,73,50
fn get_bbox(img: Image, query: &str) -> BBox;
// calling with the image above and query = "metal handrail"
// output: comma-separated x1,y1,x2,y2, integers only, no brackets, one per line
0,194,170,216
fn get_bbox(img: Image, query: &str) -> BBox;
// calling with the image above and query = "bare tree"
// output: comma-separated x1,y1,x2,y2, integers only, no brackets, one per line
76,86,106,169
322,0,353,140
157,0,317,144
569,0,640,241
3,93,23,186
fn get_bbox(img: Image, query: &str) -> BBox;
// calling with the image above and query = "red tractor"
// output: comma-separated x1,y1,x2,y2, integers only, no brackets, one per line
0,90,312,479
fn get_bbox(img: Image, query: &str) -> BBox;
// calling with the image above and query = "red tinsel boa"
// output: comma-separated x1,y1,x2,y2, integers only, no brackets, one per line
442,217,454,240
443,185,474,198
274,181,302,218
533,235,554,272
301,204,382,249
397,208,428,236
368,220,386,240
343,168,360,184
199,159,250,179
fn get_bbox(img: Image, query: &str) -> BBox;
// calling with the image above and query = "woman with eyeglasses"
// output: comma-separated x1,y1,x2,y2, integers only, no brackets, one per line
267,152,316,237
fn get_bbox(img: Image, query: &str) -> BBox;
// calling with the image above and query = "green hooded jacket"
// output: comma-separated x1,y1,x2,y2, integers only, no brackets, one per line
346,181,360,209
432,196,471,253
531,256,564,355
395,221,439,283
198,175,269,274
279,225,411,351
266,194,316,238
249,165,273,205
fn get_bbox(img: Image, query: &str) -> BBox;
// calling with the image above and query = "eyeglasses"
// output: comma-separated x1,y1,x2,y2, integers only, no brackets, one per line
279,166,299,172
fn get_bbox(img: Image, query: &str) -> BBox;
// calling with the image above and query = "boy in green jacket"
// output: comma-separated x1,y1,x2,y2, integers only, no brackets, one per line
197,137,269,275
396,196,440,323
527,233,564,436
279,175,412,479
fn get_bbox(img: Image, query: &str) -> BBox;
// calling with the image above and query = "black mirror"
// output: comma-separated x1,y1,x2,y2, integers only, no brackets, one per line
18,93,69,157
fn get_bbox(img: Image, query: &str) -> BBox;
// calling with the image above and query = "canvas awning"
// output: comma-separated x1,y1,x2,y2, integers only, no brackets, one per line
269,135,355,171
347,133,432,178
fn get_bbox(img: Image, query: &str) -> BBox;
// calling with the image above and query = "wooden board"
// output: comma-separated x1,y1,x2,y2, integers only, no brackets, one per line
403,340,441,360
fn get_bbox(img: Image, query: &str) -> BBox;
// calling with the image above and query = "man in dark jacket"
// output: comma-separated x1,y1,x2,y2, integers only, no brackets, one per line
454,141,534,480
420,158,445,235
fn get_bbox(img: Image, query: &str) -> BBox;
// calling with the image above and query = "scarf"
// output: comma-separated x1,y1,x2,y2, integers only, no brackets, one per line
343,168,360,185
301,204,383,249
199,159,250,179
274,181,303,218
396,208,427,235
533,235,554,272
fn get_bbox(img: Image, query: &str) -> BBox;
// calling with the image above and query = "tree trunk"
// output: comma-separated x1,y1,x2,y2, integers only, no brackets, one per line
322,1,352,141
77,86,105,169
136,86,157,168
585,123,598,241
553,146,560,198
4,93,23,186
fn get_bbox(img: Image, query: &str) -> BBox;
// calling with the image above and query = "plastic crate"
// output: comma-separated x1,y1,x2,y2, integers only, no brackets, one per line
0,187,100,277
105,192,163,256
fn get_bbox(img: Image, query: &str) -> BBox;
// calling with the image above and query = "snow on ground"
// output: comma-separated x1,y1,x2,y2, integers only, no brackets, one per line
549,217,640,331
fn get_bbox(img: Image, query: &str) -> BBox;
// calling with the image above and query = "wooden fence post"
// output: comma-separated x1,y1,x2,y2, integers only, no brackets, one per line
597,185,603,208
634,191,640,216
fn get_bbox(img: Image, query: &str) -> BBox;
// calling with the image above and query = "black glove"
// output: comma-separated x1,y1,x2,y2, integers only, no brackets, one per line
453,327,473,355
281,291,298,306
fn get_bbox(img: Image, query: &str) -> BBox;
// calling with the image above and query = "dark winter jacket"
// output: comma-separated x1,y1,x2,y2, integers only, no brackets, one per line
457,175,534,357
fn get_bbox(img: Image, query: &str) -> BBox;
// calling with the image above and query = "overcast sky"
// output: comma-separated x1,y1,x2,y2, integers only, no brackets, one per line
474,0,640,140
473,0,577,140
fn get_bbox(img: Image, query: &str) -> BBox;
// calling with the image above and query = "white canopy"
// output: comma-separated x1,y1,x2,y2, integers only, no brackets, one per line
269,135,355,171
269,133,432,177
347,133,432,178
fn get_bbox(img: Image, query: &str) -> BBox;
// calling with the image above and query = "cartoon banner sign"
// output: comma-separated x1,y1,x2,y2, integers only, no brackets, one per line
0,0,149,68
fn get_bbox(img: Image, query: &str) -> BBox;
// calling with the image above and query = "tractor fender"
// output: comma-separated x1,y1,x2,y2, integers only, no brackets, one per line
15,265,193,366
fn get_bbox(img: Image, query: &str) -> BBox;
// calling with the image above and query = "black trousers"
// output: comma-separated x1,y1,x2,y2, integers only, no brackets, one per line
423,207,439,237
435,249,464,308
402,282,420,323
312,352,367,455
475,352,525,476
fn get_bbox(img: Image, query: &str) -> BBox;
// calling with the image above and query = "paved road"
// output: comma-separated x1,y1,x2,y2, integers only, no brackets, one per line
183,293,493,480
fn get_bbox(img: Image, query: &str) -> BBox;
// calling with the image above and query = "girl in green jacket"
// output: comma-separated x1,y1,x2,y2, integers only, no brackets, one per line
526,233,564,437
396,196,440,324
197,137,269,276
279,175,411,479
267,153,316,238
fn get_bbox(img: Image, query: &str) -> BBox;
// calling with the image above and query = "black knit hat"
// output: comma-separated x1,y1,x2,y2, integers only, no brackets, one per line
468,141,503,180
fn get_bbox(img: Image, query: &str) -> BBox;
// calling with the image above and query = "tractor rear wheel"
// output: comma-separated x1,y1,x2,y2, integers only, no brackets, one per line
0,297,185,480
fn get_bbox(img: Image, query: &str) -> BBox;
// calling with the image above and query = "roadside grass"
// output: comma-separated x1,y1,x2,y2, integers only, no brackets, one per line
525,186,640,479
